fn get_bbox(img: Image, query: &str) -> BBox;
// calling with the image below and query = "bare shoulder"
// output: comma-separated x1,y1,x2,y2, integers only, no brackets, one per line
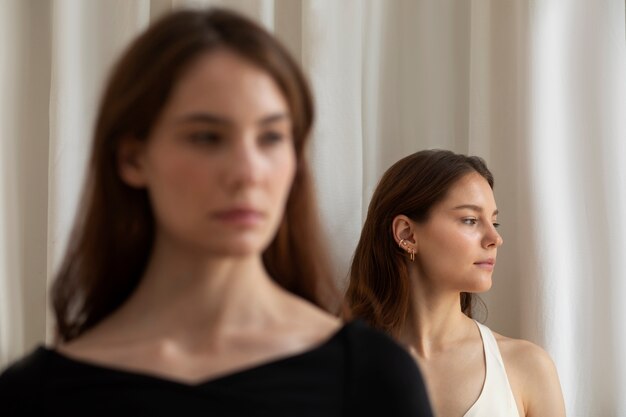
491,331,566,417
55,320,144,366
492,331,555,374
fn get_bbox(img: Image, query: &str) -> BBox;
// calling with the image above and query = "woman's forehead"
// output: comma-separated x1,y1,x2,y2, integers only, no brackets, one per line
438,173,497,212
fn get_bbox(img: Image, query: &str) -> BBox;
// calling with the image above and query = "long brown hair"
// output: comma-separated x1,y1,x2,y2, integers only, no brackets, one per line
346,149,494,336
52,8,338,342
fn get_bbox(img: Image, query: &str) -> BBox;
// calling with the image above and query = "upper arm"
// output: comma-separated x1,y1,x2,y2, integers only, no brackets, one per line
524,345,566,417
503,340,566,417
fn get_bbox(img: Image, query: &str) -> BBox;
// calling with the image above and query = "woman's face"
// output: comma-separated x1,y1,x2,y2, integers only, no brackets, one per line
121,49,296,257
412,172,503,293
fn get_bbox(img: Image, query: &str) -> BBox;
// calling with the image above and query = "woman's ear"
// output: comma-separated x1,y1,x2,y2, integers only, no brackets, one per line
392,215,418,254
117,136,147,188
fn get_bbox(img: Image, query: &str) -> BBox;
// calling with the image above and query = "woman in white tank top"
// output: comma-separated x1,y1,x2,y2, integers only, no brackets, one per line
347,150,566,417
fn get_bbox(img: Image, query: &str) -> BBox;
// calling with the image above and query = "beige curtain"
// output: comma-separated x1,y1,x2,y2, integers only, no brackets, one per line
0,1,624,415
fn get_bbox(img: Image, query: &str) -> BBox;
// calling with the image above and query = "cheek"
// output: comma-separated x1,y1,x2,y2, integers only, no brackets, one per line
447,232,478,260
421,227,476,265
269,149,297,198
147,151,212,205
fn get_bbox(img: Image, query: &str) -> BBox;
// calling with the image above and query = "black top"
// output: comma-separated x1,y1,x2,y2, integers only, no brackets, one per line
0,321,432,416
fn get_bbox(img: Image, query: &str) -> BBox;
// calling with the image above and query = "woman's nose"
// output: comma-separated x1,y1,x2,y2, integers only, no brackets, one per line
224,136,264,189
483,225,503,248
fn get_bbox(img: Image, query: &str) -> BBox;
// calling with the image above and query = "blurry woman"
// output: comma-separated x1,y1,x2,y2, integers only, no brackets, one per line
347,149,565,417
0,9,432,417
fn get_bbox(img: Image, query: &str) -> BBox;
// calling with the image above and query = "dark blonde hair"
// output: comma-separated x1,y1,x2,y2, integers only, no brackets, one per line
52,8,338,341
346,149,493,336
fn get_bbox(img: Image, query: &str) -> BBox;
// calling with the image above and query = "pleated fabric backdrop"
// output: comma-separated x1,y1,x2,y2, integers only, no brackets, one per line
0,1,624,415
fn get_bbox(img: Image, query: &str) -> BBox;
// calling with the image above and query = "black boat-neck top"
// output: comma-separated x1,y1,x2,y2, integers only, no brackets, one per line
0,320,433,417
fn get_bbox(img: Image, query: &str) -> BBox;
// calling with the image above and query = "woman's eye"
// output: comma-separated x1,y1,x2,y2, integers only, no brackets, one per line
260,131,285,145
188,132,221,145
493,222,501,229
462,218,478,225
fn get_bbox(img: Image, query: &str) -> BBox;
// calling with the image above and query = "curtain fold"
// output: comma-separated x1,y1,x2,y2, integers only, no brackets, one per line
526,1,626,414
0,0,52,366
300,0,366,287
0,0,23,367
0,1,624,415
47,0,153,339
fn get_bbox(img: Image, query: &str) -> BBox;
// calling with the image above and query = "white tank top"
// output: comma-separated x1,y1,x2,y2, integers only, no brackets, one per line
463,321,519,417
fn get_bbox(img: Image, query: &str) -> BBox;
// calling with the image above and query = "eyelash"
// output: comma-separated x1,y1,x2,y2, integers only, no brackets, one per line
188,131,221,145
462,218,501,228
260,131,285,145
187,131,286,146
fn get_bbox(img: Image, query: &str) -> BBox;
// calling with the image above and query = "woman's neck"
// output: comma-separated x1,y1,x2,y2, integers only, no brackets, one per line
398,271,476,359
95,237,290,345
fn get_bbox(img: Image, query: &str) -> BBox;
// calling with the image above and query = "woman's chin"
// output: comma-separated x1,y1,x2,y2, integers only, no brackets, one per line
471,277,493,293
200,237,271,259
461,273,493,293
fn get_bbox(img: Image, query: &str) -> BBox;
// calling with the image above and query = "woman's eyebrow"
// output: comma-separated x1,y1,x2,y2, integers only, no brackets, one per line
452,204,499,216
175,112,289,126
177,112,230,125
258,113,290,125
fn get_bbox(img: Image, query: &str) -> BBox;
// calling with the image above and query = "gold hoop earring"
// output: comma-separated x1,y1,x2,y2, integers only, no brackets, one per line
399,239,414,262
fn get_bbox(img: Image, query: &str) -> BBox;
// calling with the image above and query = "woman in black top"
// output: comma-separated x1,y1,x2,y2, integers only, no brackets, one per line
0,8,432,417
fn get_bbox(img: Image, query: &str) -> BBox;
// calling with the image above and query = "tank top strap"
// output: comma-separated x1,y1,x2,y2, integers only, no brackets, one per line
475,321,507,368
463,320,519,417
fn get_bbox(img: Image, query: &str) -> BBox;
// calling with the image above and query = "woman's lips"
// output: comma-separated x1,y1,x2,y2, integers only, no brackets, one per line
474,259,495,270
213,209,264,226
